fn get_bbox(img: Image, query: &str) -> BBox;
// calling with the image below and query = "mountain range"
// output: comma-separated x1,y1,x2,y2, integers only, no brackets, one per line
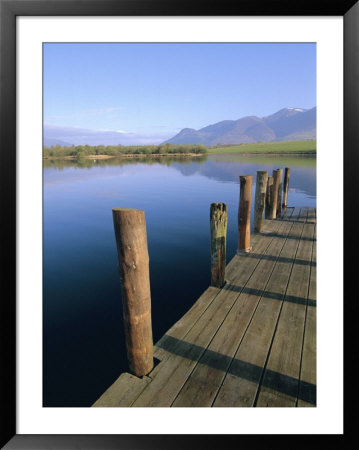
163,107,316,146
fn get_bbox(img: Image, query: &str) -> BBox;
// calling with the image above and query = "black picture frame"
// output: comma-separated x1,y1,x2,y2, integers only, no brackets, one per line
1,0,355,448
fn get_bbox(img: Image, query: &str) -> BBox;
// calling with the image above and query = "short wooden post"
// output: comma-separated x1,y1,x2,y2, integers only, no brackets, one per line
276,168,283,217
253,170,268,233
269,169,281,219
238,175,253,252
265,176,274,219
112,207,154,377
210,203,227,287
282,167,291,209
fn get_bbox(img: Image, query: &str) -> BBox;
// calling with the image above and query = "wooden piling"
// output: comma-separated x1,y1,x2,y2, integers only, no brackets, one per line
282,167,291,209
265,176,274,219
112,207,154,377
238,175,252,252
210,203,227,288
269,170,281,219
276,168,283,217
253,171,268,233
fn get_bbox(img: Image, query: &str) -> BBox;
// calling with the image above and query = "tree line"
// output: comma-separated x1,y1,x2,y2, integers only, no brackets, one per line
43,143,208,158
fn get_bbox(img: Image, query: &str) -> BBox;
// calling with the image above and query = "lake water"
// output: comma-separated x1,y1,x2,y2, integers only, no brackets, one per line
43,154,316,406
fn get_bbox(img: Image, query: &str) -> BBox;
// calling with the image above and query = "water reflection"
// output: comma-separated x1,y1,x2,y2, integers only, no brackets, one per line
43,154,208,170
44,153,316,200
172,155,316,200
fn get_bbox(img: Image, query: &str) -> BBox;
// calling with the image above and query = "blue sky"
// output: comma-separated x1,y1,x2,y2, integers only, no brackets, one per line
43,43,316,145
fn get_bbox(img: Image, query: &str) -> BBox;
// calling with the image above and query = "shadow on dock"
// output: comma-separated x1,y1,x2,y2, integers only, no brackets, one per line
223,283,316,307
156,335,316,406
243,251,315,267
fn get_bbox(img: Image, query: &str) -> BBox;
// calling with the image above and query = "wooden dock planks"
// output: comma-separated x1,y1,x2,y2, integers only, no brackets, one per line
153,212,292,365
92,373,151,407
172,209,298,407
92,206,316,408
256,208,316,407
213,208,308,407
297,216,316,407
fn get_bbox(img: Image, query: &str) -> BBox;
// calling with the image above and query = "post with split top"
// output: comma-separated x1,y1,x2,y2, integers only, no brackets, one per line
265,176,274,219
210,203,228,288
253,170,268,233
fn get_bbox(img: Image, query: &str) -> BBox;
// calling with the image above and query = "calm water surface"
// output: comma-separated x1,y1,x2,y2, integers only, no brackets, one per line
43,154,316,406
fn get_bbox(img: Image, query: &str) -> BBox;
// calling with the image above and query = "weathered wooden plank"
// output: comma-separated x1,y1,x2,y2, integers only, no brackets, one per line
153,286,221,363
172,211,296,407
297,233,316,407
256,211,315,406
306,207,316,224
225,207,295,282
213,208,308,407
92,373,151,407
132,212,295,407
134,290,253,406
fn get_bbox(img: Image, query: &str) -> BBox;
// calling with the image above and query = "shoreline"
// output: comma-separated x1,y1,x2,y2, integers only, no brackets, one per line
43,153,206,160
43,151,315,160
209,151,316,156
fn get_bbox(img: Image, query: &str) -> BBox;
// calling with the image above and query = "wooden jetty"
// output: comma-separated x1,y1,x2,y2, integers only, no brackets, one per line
93,202,316,408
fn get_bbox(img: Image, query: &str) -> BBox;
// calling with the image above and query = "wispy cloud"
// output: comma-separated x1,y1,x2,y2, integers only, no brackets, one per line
47,115,72,121
45,106,123,124
43,124,174,146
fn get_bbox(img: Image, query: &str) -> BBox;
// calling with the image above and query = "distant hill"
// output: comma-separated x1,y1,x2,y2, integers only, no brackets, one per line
44,138,72,147
163,107,316,146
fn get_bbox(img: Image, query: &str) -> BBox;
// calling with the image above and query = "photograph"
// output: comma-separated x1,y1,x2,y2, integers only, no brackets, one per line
1,1,353,447
43,42,317,408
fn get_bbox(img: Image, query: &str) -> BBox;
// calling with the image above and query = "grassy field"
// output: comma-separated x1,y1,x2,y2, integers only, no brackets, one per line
209,153,316,168
208,140,316,155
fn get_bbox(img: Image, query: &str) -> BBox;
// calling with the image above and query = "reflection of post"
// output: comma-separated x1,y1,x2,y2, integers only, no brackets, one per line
282,167,291,209
210,203,227,288
253,171,268,233
276,168,283,217
265,176,274,219
238,175,253,252
269,169,281,219
112,208,154,377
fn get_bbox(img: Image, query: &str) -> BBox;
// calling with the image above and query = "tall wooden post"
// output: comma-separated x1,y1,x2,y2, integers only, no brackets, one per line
276,168,283,217
238,175,252,252
253,170,268,233
112,207,154,377
210,203,227,288
282,167,291,209
265,176,274,219
269,169,281,219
